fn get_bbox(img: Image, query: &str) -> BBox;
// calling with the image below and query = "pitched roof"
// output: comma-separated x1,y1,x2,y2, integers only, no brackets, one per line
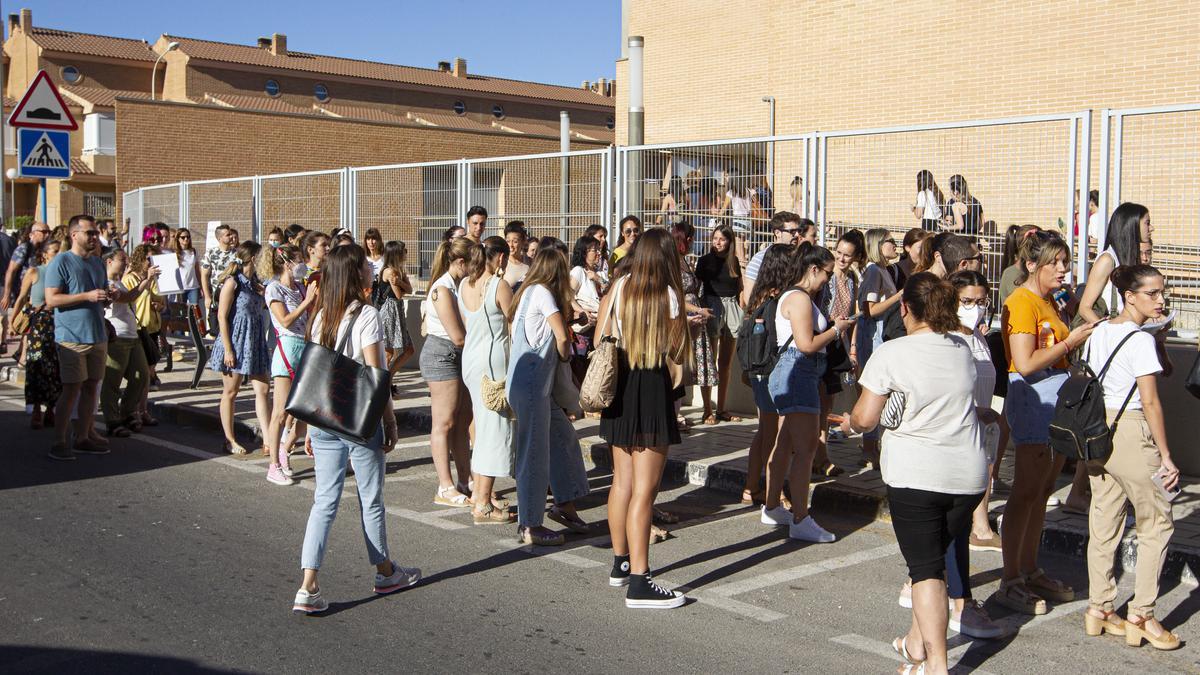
203,92,311,115
62,85,150,109
165,35,611,108
70,158,94,175
28,27,155,61
406,111,496,132
314,103,415,126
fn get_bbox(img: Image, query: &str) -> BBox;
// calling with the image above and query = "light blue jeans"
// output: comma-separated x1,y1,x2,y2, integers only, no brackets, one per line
300,425,389,570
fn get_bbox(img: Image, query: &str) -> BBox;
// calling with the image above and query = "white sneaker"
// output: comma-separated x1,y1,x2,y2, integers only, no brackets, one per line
789,515,836,543
292,588,328,615
267,465,295,486
760,504,792,526
374,561,422,594
1046,495,1061,506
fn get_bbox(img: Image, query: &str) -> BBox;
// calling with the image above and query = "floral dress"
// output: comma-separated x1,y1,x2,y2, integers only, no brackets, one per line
206,272,271,376
23,264,61,407
682,258,717,388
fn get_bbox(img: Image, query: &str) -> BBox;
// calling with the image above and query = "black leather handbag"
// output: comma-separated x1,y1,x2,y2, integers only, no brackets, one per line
285,307,391,445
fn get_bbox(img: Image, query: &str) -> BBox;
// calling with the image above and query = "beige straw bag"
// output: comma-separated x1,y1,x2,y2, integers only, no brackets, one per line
479,277,510,414
579,281,622,413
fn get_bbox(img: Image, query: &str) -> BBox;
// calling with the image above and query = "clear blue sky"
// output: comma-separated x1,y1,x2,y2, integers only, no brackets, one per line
11,0,619,87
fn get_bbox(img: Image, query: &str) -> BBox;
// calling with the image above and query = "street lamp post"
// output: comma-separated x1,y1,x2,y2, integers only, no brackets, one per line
151,41,180,101
762,96,776,213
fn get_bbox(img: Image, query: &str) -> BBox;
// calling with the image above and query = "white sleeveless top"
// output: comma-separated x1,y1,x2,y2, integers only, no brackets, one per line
1098,247,1125,315
423,272,459,340
776,289,827,349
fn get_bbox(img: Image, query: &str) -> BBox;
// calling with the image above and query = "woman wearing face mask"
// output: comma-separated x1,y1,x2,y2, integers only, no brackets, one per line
996,231,1096,615
1083,264,1180,650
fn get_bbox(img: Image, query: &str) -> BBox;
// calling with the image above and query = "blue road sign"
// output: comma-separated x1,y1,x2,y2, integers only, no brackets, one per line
18,128,71,179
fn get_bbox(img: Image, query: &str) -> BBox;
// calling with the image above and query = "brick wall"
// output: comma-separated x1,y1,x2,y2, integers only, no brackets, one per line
620,0,1200,245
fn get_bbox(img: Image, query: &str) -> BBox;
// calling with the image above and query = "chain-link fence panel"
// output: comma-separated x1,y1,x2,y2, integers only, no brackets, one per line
260,171,342,242
821,116,1084,308
186,179,255,259
121,189,142,252
467,150,607,253
354,162,459,291
1104,107,1200,332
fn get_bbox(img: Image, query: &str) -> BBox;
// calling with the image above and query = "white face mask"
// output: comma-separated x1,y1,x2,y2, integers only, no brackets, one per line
957,305,985,332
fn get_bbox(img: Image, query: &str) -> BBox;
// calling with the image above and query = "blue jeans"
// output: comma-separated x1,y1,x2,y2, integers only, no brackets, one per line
300,426,389,570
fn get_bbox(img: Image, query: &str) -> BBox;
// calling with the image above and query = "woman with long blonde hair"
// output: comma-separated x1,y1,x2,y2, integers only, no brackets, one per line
596,228,692,609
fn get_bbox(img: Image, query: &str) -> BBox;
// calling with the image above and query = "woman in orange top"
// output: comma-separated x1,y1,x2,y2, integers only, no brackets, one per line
996,231,1096,616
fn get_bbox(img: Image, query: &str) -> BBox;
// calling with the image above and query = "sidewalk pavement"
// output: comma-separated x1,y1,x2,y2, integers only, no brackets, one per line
5,349,1199,585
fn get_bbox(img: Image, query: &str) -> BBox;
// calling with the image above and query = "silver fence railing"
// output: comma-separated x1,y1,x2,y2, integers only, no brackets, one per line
1101,104,1200,333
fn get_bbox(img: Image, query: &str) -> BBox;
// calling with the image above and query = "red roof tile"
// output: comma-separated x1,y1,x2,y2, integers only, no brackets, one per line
70,158,94,175
314,103,414,125
28,27,155,61
166,35,611,107
62,85,151,108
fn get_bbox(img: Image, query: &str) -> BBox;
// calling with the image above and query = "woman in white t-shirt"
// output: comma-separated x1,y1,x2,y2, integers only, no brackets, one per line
99,248,159,438
172,227,201,306
292,244,416,616
1083,264,1179,650
420,237,475,507
912,170,945,231
506,246,591,546
260,244,317,487
845,272,988,674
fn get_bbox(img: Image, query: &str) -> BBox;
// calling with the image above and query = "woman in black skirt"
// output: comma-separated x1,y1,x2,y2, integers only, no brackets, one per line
596,228,692,610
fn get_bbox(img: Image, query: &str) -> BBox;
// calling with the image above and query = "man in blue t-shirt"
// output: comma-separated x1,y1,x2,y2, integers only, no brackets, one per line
45,214,111,460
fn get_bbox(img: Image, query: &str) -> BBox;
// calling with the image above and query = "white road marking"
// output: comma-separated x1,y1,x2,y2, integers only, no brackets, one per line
831,633,998,675
707,543,899,597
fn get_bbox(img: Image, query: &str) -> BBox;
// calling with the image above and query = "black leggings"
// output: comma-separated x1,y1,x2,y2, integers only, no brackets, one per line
888,486,983,584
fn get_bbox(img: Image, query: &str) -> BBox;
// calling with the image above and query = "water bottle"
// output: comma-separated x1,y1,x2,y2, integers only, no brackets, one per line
752,318,766,335
983,421,1001,465
1038,321,1055,350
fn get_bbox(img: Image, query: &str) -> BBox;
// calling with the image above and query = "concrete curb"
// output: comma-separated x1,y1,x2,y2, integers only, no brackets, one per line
136,396,1200,588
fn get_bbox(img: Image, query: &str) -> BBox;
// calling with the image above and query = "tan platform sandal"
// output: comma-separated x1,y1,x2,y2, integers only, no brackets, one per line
1084,608,1125,637
1125,615,1181,650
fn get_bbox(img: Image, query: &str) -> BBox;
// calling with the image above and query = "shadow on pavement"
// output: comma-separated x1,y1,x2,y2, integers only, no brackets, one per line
0,645,243,674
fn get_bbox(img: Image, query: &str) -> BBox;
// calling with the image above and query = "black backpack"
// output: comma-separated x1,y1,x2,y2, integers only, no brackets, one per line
370,273,390,309
737,291,793,379
1047,332,1138,462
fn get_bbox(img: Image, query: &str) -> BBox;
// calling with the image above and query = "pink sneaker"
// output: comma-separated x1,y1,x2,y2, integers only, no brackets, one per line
279,452,294,478
267,464,295,486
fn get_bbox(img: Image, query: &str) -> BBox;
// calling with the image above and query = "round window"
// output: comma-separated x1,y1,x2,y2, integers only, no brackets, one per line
314,83,329,102
606,116,615,130
264,79,280,97
62,66,82,84
452,101,466,115
491,104,505,119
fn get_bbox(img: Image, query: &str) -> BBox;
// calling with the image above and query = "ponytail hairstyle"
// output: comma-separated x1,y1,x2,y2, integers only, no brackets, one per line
309,244,369,349
747,243,803,311
219,240,263,286
507,246,573,324
710,223,742,280
469,236,508,283
430,236,474,283
1002,224,1039,270
257,243,302,281
1015,230,1070,284
901,272,961,334
302,231,330,265
382,240,407,278
795,241,834,285
1110,263,1163,299
1104,202,1149,267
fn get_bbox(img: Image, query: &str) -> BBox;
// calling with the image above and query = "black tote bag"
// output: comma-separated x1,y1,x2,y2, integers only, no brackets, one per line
285,307,391,445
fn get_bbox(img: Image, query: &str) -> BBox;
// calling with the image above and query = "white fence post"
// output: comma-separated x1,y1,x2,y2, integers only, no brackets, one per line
1098,109,1111,252
1077,110,1092,281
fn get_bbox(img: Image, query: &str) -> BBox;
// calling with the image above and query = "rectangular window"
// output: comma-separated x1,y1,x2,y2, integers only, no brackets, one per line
83,112,116,155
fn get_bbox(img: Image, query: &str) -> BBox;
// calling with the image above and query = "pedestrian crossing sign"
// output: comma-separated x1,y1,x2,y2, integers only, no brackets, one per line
18,128,71,178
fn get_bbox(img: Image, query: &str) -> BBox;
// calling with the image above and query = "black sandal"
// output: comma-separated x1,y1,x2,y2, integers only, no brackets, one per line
124,416,143,433
107,424,132,438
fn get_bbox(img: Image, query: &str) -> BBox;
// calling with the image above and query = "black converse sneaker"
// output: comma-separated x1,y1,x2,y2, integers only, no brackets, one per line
625,573,686,609
609,555,631,587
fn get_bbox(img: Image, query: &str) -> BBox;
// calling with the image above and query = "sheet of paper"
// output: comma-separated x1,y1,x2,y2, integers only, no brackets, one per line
205,220,221,253
1141,308,1176,333
150,252,198,294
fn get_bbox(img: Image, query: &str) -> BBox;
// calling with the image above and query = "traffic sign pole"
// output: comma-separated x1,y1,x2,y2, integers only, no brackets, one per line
39,179,45,223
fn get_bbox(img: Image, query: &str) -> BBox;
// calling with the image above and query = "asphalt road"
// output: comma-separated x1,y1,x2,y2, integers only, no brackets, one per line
2,384,1199,674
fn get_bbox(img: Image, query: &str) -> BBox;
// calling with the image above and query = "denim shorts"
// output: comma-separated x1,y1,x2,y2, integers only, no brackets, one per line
1006,369,1068,445
419,335,462,382
749,375,777,414
768,347,826,415
271,334,305,379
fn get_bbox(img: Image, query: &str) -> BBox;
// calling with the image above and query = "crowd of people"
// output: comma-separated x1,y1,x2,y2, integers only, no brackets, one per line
0,199,1184,661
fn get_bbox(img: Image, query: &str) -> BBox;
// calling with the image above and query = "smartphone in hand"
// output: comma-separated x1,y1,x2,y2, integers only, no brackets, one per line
1151,468,1181,502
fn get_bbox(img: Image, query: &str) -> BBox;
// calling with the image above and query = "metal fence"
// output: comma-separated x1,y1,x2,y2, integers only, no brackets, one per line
1101,104,1200,331
119,109,1200,334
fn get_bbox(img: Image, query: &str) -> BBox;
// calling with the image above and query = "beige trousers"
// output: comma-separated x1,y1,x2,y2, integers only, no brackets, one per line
1086,409,1174,617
